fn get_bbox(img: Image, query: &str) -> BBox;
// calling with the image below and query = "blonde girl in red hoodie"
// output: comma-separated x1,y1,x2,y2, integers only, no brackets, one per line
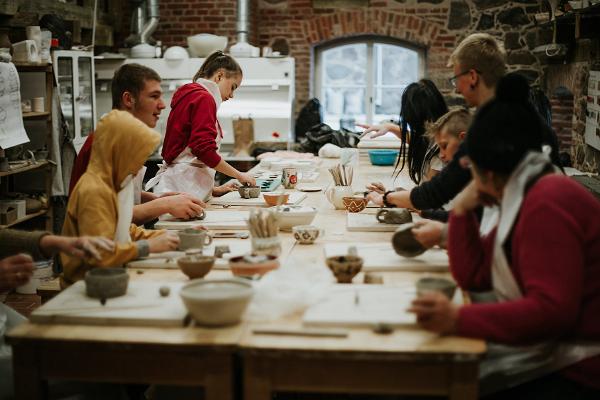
147,51,256,200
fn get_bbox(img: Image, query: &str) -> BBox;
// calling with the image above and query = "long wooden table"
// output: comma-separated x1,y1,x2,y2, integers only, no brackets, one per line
7,153,485,399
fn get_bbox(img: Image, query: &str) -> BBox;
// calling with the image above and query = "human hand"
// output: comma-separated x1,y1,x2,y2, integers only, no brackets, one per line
411,220,445,248
366,191,384,207
41,235,115,260
357,122,398,139
213,181,240,197
162,194,206,219
366,182,386,194
408,291,459,335
237,172,256,186
0,254,34,291
147,231,180,253
158,191,180,198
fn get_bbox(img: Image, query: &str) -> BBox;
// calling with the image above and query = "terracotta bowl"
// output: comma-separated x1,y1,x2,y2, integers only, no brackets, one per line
180,278,253,326
229,254,280,277
326,255,363,284
342,196,368,213
416,277,457,300
84,268,129,299
263,192,289,207
178,255,216,279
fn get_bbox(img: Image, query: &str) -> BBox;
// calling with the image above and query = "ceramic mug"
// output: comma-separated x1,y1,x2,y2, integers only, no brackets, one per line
178,228,213,251
292,225,324,244
281,167,297,189
376,208,412,224
325,185,354,210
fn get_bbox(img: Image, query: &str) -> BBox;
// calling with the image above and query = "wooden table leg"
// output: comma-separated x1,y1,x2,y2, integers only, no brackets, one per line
204,355,234,400
12,343,46,400
448,361,479,400
243,356,272,400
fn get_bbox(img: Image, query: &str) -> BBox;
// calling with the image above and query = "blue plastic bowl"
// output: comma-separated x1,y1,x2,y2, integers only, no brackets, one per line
368,150,399,166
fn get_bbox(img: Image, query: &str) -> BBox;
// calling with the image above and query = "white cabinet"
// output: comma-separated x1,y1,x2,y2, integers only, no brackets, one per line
53,50,96,152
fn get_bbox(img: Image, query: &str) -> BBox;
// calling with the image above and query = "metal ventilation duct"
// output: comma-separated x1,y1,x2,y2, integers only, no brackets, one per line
236,0,249,44
127,0,160,45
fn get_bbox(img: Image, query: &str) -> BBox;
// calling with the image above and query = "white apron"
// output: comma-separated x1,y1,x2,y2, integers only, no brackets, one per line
478,150,600,395
146,79,223,202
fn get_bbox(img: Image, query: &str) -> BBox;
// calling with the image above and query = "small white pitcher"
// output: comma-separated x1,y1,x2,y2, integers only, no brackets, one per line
325,185,353,210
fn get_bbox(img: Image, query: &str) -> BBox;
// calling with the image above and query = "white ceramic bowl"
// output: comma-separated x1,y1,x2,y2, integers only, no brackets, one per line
271,206,317,231
130,43,156,58
164,46,189,60
187,34,228,57
180,278,253,326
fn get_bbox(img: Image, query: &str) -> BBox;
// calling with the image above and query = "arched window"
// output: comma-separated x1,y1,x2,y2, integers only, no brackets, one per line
315,37,424,130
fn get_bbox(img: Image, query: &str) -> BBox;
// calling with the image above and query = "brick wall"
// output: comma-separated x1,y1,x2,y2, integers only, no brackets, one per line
550,95,574,153
137,0,543,114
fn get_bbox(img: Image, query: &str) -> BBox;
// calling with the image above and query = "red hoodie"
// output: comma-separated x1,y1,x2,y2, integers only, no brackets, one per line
161,83,222,167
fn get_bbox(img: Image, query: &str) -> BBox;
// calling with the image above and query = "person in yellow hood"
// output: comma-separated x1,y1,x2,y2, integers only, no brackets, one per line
61,110,179,285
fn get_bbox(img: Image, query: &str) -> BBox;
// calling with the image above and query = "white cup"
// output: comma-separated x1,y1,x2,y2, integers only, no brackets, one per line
25,26,42,51
16,277,40,294
32,97,44,112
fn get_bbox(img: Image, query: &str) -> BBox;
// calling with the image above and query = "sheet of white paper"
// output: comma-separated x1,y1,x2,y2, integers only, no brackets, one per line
0,63,29,148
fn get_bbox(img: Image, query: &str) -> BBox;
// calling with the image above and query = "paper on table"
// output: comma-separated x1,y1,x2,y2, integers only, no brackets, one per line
0,62,29,149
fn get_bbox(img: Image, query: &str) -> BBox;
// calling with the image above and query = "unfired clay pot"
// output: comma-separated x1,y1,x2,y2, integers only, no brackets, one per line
178,255,215,279
391,223,426,258
416,277,457,300
376,208,412,224
326,255,363,283
238,186,261,199
85,268,129,299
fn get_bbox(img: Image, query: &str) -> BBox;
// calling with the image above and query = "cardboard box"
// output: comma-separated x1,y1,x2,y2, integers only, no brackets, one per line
0,207,18,225
0,199,27,219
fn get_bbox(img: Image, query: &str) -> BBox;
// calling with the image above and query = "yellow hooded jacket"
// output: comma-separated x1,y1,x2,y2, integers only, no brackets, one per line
61,110,163,285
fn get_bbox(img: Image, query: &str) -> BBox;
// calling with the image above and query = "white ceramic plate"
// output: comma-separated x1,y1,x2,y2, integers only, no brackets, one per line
297,185,322,192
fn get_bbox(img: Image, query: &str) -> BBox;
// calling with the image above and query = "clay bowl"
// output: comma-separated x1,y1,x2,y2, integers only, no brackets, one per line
238,185,261,199
416,277,457,300
84,268,129,299
326,255,363,284
342,196,368,213
180,278,253,326
392,223,426,258
263,192,289,207
229,254,280,278
178,255,216,279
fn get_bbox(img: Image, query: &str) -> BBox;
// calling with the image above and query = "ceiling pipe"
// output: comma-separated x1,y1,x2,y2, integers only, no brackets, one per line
139,0,160,44
236,0,249,44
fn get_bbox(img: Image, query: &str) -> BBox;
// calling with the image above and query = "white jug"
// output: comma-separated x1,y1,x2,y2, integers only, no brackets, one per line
325,185,353,210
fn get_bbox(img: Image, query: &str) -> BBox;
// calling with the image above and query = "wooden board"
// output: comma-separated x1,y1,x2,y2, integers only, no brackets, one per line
324,243,449,272
303,284,416,328
127,240,253,270
30,281,187,327
346,212,401,232
155,211,250,230
210,191,306,207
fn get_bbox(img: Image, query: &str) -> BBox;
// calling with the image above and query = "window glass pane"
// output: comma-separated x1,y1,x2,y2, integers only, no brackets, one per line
375,43,419,86
374,86,406,123
322,43,367,86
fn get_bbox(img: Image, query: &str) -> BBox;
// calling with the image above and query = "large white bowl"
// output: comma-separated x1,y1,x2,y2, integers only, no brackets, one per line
271,206,317,231
180,278,253,326
130,43,156,58
187,34,228,57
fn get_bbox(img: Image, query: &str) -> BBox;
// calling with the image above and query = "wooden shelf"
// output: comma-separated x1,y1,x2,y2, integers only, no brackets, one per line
13,63,52,73
0,160,51,178
22,112,50,120
0,210,48,229
537,3,600,39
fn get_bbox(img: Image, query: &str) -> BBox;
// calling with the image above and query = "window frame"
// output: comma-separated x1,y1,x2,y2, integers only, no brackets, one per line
314,35,426,126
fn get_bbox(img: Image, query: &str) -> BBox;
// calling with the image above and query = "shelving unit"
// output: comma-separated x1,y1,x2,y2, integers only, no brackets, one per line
0,63,55,232
537,3,600,40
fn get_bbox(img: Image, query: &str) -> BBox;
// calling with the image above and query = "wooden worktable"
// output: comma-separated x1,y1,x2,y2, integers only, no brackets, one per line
7,153,485,399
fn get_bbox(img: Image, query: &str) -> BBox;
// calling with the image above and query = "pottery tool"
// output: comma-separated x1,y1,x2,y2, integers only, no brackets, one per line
212,232,249,239
252,328,349,338
324,243,449,272
247,208,279,238
328,164,353,186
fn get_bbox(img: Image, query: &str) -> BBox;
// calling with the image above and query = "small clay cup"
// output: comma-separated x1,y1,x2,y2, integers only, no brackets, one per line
416,277,457,300
178,255,216,279
326,255,363,284
376,208,413,224
342,196,368,213
238,185,261,199
178,228,213,251
292,225,324,244
85,268,129,299
392,223,426,258
229,254,280,277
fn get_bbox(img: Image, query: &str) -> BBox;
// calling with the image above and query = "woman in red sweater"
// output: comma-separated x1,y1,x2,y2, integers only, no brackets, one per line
410,73,600,398
147,51,255,200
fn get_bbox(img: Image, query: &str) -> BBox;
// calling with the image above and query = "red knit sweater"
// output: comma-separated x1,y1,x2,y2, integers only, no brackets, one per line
161,83,222,167
448,174,600,388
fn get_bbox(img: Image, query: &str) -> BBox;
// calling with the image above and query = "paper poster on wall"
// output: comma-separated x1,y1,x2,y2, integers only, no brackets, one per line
585,70,600,151
0,62,29,149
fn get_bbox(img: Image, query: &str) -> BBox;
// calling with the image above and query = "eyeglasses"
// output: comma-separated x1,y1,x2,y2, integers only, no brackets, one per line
449,69,479,88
